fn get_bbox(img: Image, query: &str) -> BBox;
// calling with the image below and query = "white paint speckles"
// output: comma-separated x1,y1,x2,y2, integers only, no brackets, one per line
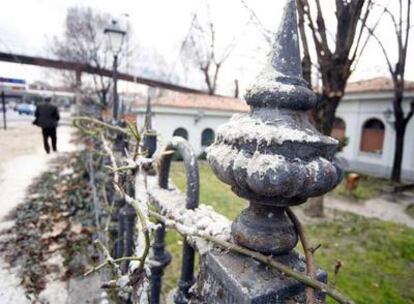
247,152,286,177
247,67,297,96
216,113,322,145
306,159,321,182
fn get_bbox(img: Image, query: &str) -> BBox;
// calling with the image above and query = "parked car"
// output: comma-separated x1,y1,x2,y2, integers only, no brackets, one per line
17,103,36,115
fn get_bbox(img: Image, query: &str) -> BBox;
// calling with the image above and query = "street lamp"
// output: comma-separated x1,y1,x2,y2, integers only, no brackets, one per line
383,108,394,123
383,107,396,130
104,20,126,121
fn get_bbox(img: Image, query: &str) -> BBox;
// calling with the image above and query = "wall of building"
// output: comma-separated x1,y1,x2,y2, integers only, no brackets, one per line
136,107,235,156
336,94,414,181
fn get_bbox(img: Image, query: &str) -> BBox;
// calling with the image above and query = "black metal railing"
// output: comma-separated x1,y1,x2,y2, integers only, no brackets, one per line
151,137,200,304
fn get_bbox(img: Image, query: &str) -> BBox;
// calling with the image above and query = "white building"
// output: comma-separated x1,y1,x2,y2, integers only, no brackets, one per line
134,77,414,181
134,91,248,156
334,77,414,181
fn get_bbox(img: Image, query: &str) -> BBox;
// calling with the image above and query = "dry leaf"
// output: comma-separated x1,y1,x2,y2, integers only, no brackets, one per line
70,223,83,234
41,220,69,240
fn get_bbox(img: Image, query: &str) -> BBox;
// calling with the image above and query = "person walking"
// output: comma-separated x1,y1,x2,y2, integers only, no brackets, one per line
34,97,60,154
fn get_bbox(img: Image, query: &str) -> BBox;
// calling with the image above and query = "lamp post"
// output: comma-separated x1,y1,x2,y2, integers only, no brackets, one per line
104,20,126,121
383,108,395,129
383,108,394,123
1,85,6,130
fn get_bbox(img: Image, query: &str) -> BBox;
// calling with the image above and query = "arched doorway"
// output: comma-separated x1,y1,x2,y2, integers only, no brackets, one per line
360,118,385,154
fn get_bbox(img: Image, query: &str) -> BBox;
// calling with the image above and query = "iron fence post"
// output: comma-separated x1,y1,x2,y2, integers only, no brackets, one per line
112,122,128,259
119,203,136,274
150,138,199,304
150,221,171,304
204,0,343,302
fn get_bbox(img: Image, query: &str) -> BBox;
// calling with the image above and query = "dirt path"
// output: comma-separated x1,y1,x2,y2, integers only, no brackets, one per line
325,195,414,228
0,112,75,220
0,112,75,303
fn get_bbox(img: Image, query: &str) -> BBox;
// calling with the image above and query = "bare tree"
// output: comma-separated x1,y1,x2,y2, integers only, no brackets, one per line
241,0,375,128
294,0,378,217
296,0,376,135
182,4,238,95
366,0,413,182
239,1,377,216
52,7,124,106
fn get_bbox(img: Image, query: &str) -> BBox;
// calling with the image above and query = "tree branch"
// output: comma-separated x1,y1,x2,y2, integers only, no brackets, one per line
286,208,315,304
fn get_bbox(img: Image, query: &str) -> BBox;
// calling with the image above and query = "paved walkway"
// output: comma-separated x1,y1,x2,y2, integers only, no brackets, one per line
0,112,75,303
325,195,414,228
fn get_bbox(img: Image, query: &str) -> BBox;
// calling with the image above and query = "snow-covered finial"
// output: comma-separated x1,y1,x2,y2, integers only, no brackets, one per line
245,0,316,111
207,0,343,255
270,0,303,78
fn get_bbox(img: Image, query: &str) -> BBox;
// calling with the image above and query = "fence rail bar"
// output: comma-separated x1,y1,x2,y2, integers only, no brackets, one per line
155,137,200,303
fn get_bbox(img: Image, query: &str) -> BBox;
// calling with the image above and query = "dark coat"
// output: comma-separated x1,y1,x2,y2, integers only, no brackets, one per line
35,104,60,129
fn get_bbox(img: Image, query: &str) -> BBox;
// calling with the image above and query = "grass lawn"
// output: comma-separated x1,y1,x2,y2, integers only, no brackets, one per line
160,161,414,304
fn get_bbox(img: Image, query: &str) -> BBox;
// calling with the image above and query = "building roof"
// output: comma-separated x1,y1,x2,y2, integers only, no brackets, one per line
136,91,250,112
346,77,414,93
134,77,414,113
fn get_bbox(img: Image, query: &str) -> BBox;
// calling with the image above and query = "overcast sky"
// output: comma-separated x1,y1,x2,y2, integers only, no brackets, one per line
0,0,412,96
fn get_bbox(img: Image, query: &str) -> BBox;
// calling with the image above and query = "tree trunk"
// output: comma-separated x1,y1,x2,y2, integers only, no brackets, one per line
307,95,342,217
302,55,312,87
100,90,107,106
314,94,342,136
304,196,324,218
391,121,406,182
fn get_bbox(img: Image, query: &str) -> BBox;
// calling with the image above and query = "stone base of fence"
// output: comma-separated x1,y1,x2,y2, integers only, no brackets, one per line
193,251,326,304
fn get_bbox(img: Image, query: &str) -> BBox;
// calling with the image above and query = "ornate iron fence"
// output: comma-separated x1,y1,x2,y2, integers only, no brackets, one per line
78,1,352,303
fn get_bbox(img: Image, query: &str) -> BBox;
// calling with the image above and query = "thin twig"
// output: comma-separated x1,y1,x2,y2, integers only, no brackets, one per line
331,260,343,288
286,208,315,304
73,116,128,135
100,133,151,273
84,256,142,277
117,185,151,272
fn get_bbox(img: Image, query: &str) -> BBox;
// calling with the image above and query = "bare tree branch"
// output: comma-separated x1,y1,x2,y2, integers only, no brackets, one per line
181,1,239,95
365,0,413,182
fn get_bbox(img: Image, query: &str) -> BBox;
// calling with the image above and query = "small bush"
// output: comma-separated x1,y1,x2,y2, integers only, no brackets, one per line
198,151,207,160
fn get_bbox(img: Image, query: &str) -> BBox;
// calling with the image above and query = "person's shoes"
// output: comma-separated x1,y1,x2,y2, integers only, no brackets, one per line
46,150,50,154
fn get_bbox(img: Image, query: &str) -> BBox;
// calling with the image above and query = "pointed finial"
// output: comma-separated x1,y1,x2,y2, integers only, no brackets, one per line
270,0,302,79
245,0,316,111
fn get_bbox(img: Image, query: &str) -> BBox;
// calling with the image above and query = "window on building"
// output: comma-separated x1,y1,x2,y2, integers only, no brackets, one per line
331,117,346,141
201,128,215,147
360,118,385,154
173,128,188,140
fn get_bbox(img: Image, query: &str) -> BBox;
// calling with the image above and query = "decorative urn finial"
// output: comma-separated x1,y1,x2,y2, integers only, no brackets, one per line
207,0,343,255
